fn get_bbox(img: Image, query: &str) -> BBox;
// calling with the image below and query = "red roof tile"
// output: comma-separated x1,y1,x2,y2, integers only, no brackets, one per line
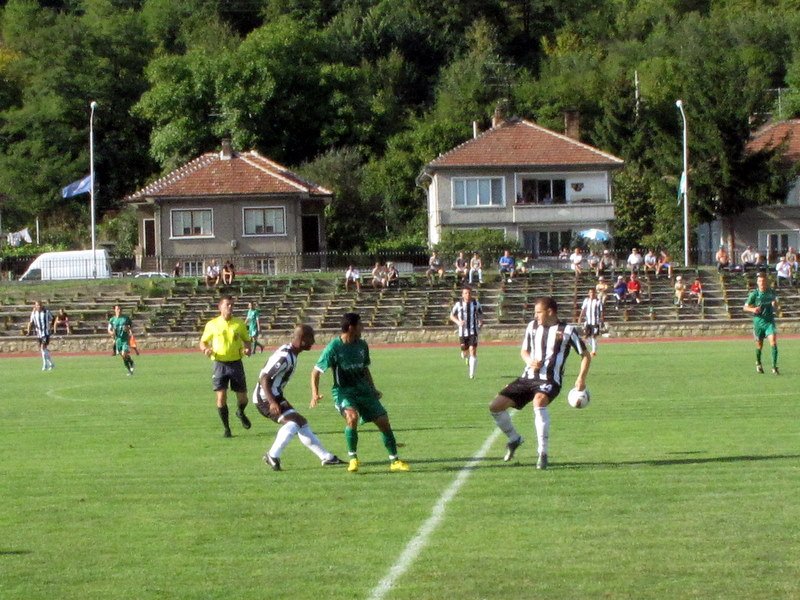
746,119,800,164
125,150,332,201
427,118,624,169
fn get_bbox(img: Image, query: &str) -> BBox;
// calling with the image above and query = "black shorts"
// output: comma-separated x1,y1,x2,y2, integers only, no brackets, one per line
499,377,561,409
212,360,247,393
459,335,478,350
583,324,600,337
255,396,295,423
37,335,50,348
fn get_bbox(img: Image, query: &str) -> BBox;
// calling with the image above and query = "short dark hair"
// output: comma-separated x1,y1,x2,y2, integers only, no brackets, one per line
219,294,234,304
535,296,558,313
341,312,361,332
461,284,472,292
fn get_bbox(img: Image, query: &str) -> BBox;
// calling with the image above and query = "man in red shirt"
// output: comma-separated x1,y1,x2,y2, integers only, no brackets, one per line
626,272,642,304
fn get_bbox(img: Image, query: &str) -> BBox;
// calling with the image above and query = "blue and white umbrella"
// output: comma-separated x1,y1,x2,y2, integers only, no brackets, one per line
578,228,612,242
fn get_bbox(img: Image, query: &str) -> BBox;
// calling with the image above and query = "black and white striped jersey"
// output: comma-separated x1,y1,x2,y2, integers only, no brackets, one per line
520,320,586,385
451,299,483,337
29,308,53,338
580,297,604,327
252,343,298,403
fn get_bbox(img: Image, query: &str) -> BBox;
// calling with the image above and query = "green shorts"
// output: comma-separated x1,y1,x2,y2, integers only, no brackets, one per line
115,338,130,354
333,387,387,424
753,320,777,340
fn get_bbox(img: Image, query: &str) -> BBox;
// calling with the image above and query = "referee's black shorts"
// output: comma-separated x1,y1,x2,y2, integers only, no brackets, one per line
499,377,561,409
459,334,479,350
212,360,247,393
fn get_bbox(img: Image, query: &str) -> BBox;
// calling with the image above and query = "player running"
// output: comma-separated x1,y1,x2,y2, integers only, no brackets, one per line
579,287,603,356
245,301,264,355
255,325,345,471
744,273,780,374
489,296,591,470
449,285,483,379
108,304,135,375
311,312,409,473
27,300,54,371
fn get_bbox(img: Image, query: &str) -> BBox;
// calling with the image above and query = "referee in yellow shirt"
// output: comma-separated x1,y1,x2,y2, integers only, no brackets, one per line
200,295,253,437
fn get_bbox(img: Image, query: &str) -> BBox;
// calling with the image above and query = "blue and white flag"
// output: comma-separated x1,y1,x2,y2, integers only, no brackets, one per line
677,171,686,205
61,175,92,198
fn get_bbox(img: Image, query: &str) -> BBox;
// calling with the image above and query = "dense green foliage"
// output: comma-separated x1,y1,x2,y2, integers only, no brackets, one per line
1,0,800,253
1,342,799,598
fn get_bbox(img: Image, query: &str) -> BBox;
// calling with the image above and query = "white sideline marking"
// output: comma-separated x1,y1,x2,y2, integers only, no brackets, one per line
367,427,503,600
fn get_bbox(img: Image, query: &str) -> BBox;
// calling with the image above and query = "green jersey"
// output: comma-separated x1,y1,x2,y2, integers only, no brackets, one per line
746,288,777,323
108,315,132,342
245,308,260,336
315,337,372,392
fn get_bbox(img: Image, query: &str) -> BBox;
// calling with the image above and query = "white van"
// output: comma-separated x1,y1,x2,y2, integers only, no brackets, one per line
19,250,112,281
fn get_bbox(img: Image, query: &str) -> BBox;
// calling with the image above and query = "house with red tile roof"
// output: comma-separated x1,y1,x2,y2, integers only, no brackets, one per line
418,115,624,255
698,119,800,263
125,141,332,274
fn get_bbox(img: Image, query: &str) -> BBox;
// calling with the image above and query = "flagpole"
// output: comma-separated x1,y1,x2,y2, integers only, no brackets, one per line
89,101,98,278
676,99,690,266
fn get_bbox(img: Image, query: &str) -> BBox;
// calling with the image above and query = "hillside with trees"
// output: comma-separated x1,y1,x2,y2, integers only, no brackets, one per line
1,0,799,256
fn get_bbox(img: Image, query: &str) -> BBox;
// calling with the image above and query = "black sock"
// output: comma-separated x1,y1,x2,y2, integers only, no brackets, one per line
218,405,230,429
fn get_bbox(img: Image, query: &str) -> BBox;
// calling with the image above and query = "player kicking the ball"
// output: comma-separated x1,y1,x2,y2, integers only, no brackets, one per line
256,325,345,471
489,296,591,470
311,312,409,473
744,273,780,374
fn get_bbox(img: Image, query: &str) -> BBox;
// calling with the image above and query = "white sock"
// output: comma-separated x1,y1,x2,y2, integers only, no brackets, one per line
269,421,300,458
491,410,520,442
590,337,597,353
460,351,466,360
534,407,550,455
297,424,332,460
468,356,476,378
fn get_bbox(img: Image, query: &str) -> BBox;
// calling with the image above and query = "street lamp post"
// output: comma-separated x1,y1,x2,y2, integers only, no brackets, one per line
89,100,98,277
675,99,690,266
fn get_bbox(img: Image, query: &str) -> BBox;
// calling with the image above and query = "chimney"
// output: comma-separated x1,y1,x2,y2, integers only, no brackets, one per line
220,138,233,160
473,121,479,139
564,109,580,140
492,103,506,128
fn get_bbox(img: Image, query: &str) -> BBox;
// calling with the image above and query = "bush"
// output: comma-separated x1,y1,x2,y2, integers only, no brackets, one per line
433,228,521,262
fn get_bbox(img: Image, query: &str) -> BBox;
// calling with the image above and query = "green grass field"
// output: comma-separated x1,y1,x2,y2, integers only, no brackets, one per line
1,339,799,599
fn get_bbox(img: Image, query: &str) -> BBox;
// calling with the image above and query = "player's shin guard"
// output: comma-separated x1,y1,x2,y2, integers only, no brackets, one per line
381,429,398,458
534,407,550,455
218,405,230,429
468,356,476,378
491,410,519,441
344,426,358,455
298,424,330,460
269,421,300,459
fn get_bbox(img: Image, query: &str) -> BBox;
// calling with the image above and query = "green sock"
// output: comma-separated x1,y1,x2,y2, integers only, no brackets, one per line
755,348,762,364
771,345,778,368
381,429,398,457
345,426,358,454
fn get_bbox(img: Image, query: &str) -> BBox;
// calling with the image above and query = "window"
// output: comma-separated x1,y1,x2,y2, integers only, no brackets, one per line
256,258,277,275
182,260,204,277
452,177,504,207
243,207,286,236
171,209,213,238
517,178,567,204
538,231,572,255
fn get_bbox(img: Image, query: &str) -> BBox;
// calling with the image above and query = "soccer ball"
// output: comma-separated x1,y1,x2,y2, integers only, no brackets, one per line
567,387,591,409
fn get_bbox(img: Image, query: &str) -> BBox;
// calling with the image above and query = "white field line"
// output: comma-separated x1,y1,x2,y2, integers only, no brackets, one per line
367,426,504,600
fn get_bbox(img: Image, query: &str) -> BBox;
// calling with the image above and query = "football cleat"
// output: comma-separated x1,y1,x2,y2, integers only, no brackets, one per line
503,437,524,462
536,453,548,470
772,367,780,375
389,460,410,472
263,454,282,471
223,428,232,438
756,364,764,374
236,409,251,429
321,455,346,466
347,458,360,473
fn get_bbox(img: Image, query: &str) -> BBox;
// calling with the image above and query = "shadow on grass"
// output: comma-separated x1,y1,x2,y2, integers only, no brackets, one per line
0,550,32,556
556,453,800,469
